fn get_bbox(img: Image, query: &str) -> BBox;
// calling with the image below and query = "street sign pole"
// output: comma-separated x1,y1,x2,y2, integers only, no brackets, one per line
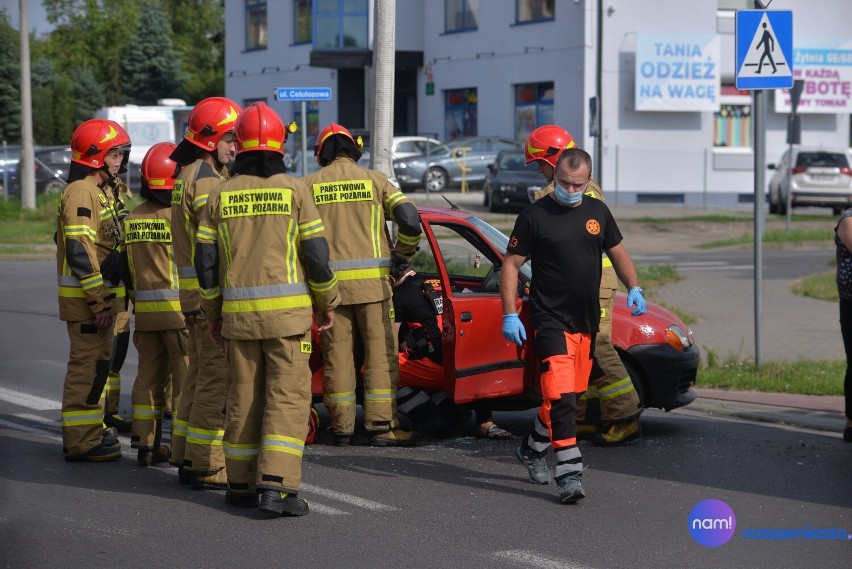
753,88,765,366
300,100,308,178
785,79,805,233
274,87,333,175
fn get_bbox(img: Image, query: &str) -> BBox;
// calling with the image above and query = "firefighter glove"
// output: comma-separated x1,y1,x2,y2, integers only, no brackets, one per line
100,250,123,286
502,313,526,346
627,287,647,317
390,254,411,280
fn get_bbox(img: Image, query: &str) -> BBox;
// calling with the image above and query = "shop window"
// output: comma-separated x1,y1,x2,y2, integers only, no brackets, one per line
246,0,267,51
516,0,554,24
445,88,478,139
514,82,554,141
714,85,751,148
294,0,312,44
315,0,368,49
445,0,478,33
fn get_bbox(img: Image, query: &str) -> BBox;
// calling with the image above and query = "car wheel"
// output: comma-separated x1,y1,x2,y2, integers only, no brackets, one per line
42,179,66,195
778,198,788,216
423,168,448,193
621,357,647,408
768,188,779,214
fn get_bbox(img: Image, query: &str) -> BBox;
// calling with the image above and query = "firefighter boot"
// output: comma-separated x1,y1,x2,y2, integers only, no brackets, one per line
515,438,550,485
591,418,641,447
137,446,171,467
104,413,132,433
575,422,599,440
368,427,417,447
190,468,228,490
102,426,120,448
258,490,309,517
65,442,122,462
556,473,586,504
226,491,259,508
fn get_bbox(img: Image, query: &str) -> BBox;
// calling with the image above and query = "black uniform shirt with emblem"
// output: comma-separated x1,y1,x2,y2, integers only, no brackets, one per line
392,274,443,364
506,195,621,334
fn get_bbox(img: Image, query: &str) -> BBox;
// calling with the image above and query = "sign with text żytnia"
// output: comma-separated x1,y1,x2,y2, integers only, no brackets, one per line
736,10,793,90
275,87,333,101
635,33,720,112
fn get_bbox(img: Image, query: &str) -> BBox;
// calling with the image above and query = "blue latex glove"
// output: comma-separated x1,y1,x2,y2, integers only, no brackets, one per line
627,287,647,317
502,313,527,346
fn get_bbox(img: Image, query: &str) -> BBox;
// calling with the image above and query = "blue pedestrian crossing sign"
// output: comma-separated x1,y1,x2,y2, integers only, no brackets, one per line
736,10,793,90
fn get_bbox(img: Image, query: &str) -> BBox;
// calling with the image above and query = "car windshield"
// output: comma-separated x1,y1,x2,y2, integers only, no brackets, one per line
467,215,532,280
499,152,535,172
796,152,849,169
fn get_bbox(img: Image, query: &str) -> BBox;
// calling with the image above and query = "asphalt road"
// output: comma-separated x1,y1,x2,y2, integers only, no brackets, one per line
1,261,851,568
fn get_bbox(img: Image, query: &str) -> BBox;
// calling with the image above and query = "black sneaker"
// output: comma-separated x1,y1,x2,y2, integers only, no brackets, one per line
226,490,259,508
515,440,550,485
65,442,122,462
556,473,586,504
258,490,309,517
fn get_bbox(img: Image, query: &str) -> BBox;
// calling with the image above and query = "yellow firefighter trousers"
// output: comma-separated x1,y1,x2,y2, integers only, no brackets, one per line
223,333,312,494
100,310,130,415
61,320,114,457
130,329,189,450
170,313,199,465
320,299,398,435
577,265,642,423
182,313,227,474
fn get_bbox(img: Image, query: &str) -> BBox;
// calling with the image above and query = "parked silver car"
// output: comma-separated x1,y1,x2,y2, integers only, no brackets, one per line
767,148,852,215
392,136,522,192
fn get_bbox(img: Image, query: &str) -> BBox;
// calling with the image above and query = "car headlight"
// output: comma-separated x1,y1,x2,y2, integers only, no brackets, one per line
499,184,516,192
396,163,407,170
665,325,692,351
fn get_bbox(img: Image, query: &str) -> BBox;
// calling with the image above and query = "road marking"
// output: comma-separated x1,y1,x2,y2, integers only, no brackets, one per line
300,483,399,511
490,550,598,569
306,502,351,515
0,387,60,410
0,417,61,439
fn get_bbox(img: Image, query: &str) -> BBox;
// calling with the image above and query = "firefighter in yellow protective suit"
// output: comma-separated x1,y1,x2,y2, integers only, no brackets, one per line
304,123,422,447
196,102,339,516
56,119,131,462
527,125,642,446
101,178,133,433
122,143,190,467
169,97,241,488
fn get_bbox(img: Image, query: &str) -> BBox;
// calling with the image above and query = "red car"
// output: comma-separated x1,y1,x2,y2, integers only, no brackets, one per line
312,206,699,412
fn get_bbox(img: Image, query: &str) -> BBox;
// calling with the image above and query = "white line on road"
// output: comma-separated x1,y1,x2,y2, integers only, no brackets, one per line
0,387,60,410
490,550,598,569
0,418,61,440
307,502,351,515
300,483,399,511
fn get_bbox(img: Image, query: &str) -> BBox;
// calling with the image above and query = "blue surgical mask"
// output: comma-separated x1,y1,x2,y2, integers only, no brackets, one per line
553,183,583,207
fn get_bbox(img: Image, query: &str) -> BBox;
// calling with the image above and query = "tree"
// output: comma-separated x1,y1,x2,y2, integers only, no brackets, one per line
31,58,59,144
0,11,21,143
70,66,106,125
162,0,225,102
43,0,140,104
121,0,184,104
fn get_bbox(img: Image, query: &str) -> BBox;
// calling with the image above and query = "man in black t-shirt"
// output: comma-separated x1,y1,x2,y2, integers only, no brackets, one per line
499,147,646,504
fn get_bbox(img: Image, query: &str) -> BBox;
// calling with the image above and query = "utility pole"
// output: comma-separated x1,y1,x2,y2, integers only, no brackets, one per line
371,0,395,178
19,0,35,210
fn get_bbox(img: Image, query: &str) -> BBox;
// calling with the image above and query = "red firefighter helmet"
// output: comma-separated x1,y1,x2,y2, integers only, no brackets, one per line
235,102,290,155
184,97,242,151
524,124,576,167
314,123,363,162
70,119,131,169
141,142,179,190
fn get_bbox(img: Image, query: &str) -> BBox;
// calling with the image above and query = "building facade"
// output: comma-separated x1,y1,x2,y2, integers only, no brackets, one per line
224,0,852,207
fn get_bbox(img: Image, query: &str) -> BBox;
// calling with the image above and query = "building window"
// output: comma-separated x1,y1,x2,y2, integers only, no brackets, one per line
516,0,554,24
445,0,478,33
514,82,554,141
714,85,751,148
314,0,368,50
294,0,312,44
246,0,267,50
445,88,478,139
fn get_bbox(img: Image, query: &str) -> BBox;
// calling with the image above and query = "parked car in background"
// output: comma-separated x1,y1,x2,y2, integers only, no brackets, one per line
393,136,522,192
482,149,543,212
311,206,699,412
767,148,852,215
2,145,70,196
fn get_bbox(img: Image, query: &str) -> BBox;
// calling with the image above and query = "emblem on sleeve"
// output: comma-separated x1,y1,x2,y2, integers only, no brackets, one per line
586,220,601,235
